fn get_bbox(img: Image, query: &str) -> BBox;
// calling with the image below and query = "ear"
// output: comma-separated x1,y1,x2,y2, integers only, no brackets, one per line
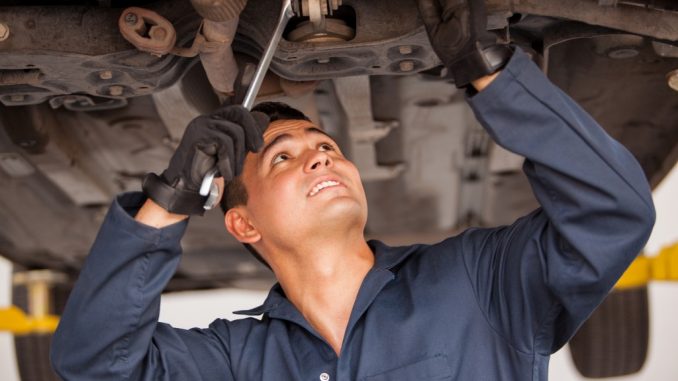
224,207,261,244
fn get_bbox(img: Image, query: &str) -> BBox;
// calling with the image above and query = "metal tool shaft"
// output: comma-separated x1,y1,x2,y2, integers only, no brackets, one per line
200,0,295,204
242,0,294,110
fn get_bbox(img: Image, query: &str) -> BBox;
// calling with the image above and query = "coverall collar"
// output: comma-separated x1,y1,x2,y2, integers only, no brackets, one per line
232,239,419,317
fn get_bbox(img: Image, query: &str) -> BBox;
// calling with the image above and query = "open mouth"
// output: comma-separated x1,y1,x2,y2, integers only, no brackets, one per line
308,180,341,197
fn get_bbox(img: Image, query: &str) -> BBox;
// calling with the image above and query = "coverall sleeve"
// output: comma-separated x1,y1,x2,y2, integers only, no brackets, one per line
50,192,235,381
459,48,655,354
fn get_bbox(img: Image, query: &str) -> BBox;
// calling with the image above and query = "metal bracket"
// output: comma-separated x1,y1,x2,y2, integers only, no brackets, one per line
333,76,404,181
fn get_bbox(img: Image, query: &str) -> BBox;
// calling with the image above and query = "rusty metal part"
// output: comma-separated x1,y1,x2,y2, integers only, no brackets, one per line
0,22,9,41
186,1,248,99
307,0,323,27
399,60,415,72
299,0,342,18
170,22,218,58
117,7,226,61
298,0,343,29
287,18,354,42
486,0,678,42
0,69,41,85
0,3,198,107
119,4,243,101
108,85,124,96
118,7,177,56
668,69,678,92
191,0,248,22
199,19,239,97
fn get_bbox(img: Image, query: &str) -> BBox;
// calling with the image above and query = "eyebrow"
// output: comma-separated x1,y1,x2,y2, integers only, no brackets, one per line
260,127,333,159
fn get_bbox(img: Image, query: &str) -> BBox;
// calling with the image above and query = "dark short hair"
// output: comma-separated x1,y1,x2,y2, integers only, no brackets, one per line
220,102,310,268
251,101,311,123
219,102,310,213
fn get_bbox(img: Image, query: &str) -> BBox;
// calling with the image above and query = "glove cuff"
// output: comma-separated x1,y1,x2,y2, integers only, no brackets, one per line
142,173,208,216
448,43,514,88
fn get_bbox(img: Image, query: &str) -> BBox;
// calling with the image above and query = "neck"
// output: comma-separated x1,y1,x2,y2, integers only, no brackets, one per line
261,230,374,355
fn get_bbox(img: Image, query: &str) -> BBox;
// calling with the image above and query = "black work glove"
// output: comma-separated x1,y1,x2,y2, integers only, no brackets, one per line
142,105,269,216
416,0,513,88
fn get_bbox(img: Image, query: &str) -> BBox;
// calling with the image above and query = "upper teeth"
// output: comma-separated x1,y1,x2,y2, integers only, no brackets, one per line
309,180,339,196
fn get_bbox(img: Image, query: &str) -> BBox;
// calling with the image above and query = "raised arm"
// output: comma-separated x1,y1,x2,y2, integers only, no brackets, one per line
416,0,654,354
51,106,268,380
50,193,233,380
458,48,655,354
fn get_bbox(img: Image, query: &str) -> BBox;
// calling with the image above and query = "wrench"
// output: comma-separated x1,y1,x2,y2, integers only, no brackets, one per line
200,0,295,210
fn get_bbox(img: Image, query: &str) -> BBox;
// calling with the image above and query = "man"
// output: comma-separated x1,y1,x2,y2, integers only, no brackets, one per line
51,0,655,380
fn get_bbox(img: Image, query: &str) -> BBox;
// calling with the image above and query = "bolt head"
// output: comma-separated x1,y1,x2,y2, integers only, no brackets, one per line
149,26,167,40
317,58,330,64
124,13,138,25
0,22,9,41
109,85,124,96
99,70,113,80
10,94,25,102
399,60,415,72
668,69,678,92
399,45,413,55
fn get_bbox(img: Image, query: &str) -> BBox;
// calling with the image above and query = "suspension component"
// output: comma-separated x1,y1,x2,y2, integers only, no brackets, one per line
118,7,177,57
118,7,220,59
295,0,343,27
288,0,354,43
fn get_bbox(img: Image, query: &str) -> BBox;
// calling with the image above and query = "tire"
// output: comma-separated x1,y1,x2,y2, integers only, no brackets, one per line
569,286,649,378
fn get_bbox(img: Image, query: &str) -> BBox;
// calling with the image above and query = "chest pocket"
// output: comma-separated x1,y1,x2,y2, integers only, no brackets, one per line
362,354,453,381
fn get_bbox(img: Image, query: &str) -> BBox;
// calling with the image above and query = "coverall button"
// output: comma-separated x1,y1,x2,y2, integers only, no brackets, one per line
319,372,330,381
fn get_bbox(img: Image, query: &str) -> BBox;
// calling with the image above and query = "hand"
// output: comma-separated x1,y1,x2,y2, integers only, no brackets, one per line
142,105,269,216
416,0,512,88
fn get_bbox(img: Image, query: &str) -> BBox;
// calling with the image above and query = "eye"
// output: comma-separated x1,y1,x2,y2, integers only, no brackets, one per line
319,142,335,151
271,152,290,165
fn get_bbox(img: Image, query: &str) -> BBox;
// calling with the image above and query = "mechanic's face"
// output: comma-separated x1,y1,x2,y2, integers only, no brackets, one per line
229,119,368,252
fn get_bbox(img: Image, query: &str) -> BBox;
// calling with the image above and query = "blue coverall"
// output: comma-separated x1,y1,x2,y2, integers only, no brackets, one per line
50,49,655,380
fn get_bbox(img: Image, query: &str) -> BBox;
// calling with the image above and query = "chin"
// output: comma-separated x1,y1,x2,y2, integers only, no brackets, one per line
315,197,367,229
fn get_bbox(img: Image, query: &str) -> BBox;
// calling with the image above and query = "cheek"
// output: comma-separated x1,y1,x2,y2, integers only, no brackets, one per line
249,170,301,216
343,161,366,195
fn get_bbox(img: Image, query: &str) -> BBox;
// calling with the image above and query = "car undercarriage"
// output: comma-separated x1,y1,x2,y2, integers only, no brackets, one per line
1,0,678,379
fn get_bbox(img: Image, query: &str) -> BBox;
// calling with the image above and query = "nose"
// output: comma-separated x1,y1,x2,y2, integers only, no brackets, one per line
304,150,333,172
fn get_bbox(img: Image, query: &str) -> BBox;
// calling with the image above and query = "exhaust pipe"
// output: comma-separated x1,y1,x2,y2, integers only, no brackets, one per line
190,0,248,100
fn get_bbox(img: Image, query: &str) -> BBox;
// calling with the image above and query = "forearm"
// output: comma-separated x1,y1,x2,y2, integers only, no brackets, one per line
471,71,501,92
51,193,188,380
135,198,189,228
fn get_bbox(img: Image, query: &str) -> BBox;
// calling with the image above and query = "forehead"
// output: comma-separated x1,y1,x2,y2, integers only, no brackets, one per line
242,118,338,179
263,119,322,141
